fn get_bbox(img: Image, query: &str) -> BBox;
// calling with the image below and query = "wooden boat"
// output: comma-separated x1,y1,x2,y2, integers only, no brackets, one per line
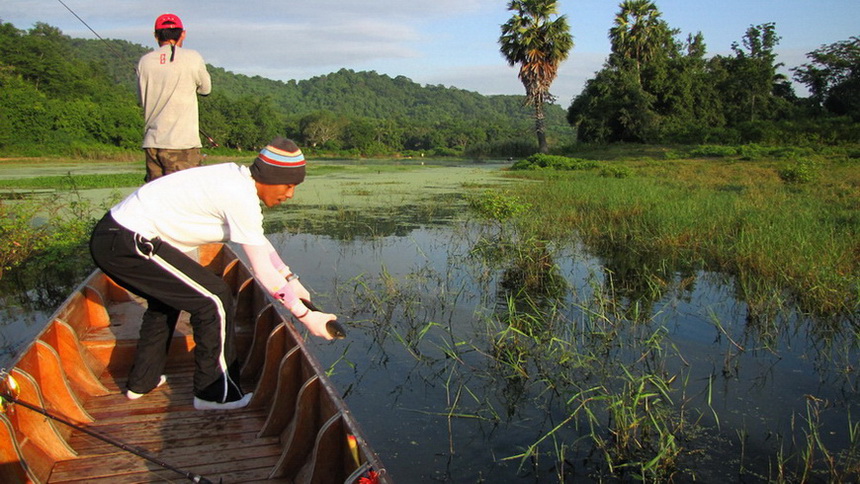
0,243,390,483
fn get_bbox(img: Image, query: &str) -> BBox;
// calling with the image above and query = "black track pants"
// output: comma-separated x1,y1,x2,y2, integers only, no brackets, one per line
89,212,243,401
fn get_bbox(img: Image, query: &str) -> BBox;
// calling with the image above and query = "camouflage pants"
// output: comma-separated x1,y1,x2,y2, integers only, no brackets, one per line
144,148,203,182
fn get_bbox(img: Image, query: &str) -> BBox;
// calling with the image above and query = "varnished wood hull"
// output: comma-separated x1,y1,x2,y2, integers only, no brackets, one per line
0,243,389,483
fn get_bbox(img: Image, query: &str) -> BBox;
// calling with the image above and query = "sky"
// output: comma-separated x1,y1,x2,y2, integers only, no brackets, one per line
2,1,858,105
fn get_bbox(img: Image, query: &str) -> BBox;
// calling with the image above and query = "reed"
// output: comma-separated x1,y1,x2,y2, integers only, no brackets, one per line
507,157,859,319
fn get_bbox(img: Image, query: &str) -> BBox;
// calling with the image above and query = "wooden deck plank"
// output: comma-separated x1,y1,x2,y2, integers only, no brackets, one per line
49,352,285,483
50,454,282,482
69,412,274,454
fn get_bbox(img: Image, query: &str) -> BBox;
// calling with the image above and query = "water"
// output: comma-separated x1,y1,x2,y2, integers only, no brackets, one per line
1,163,857,482
264,224,858,482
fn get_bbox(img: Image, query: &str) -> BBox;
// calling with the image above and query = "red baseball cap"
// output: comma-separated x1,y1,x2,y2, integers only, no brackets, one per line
154,14,183,30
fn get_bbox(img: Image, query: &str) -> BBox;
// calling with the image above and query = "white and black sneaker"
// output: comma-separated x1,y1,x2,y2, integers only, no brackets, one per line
126,374,167,400
193,370,251,410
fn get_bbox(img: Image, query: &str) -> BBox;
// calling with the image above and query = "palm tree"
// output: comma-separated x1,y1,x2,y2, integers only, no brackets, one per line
499,0,573,154
608,0,668,84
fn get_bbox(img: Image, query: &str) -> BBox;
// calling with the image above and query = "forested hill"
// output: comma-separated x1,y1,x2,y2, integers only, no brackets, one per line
208,66,564,124
69,33,562,125
0,21,567,157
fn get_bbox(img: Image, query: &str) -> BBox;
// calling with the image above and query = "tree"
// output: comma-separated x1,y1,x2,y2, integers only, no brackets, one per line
299,111,346,149
499,0,573,153
793,36,860,119
608,0,674,85
714,22,793,123
567,67,658,143
568,0,677,143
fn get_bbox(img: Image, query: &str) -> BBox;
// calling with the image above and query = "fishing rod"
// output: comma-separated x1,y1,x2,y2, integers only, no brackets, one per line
55,0,220,148
199,128,219,148
0,374,218,484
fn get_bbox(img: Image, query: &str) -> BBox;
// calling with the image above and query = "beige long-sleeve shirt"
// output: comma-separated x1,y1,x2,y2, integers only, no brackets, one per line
137,44,211,149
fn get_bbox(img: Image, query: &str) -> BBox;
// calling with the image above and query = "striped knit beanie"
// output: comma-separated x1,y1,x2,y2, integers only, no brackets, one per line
250,137,306,185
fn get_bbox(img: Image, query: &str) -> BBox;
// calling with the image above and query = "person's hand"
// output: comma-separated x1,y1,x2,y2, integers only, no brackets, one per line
297,310,338,340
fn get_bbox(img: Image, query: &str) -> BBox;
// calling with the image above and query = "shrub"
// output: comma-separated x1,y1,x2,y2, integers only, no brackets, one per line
600,165,633,178
690,145,738,158
738,144,769,160
466,190,530,222
511,153,601,171
432,147,462,157
778,159,820,184
0,200,45,278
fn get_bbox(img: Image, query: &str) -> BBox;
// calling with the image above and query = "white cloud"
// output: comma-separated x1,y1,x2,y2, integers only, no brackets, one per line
197,18,421,72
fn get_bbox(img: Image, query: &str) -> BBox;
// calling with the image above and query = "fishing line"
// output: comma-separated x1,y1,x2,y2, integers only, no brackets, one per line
55,0,127,62
0,374,217,483
54,0,220,147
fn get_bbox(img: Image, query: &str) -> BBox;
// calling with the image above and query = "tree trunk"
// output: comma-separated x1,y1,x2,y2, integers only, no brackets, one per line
534,101,548,154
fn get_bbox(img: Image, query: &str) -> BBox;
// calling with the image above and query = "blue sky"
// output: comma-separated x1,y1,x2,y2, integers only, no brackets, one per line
2,0,857,105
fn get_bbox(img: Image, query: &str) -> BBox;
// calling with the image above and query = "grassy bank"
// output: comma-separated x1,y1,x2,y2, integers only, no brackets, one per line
505,147,859,319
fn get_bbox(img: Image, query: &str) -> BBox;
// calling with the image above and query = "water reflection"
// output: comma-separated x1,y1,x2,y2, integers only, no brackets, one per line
0,252,92,365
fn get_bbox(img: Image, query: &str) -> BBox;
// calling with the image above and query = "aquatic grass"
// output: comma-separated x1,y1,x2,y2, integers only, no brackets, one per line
0,173,142,190
507,159,859,318
474,258,694,480
269,158,857,481
756,395,860,483
465,189,531,236
334,211,723,482
1,181,116,279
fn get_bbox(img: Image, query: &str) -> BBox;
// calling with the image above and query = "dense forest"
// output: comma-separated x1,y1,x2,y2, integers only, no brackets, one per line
567,3,859,145
0,20,567,158
0,9,858,159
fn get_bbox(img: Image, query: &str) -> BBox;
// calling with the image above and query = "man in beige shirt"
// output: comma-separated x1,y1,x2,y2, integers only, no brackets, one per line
137,13,212,182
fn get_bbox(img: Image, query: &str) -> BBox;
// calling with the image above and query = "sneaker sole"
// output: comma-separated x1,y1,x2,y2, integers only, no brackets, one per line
193,392,253,411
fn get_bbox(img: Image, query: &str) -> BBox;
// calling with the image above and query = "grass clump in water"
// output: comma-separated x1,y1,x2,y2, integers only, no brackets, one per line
505,154,859,319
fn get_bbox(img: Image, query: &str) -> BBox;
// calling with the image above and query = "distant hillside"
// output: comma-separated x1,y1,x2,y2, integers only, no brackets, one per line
1,22,571,156
69,36,567,129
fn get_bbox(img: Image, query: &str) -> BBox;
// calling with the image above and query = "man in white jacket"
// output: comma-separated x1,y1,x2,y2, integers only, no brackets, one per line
137,13,212,182
89,138,336,410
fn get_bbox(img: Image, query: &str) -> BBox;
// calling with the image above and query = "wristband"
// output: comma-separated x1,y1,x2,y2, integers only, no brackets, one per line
289,300,309,319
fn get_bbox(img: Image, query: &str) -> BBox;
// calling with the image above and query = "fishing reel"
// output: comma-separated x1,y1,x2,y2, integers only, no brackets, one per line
0,370,21,414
